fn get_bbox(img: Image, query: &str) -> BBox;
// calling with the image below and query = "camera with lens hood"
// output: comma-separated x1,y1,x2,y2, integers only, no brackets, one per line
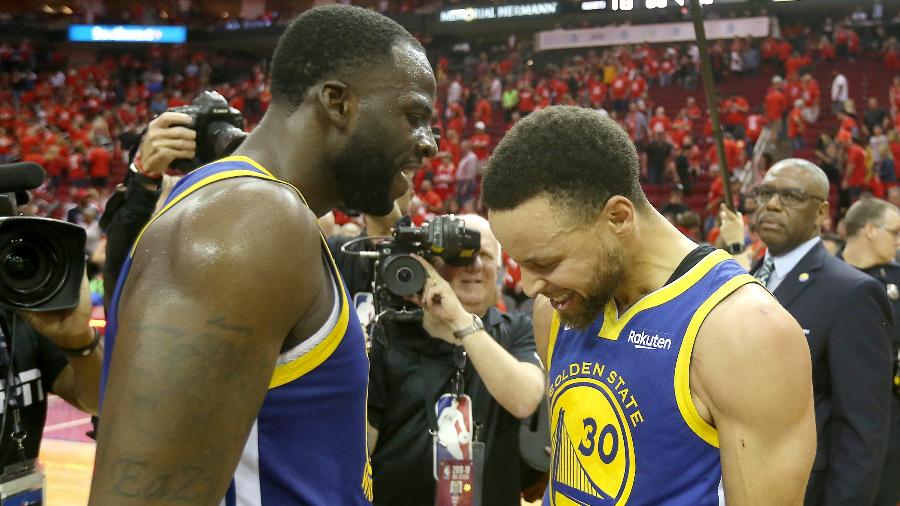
0,163,85,311
372,215,480,322
168,90,247,172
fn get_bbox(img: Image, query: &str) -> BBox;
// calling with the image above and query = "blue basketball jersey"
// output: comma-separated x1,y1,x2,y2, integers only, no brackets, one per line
102,156,373,505
543,250,758,506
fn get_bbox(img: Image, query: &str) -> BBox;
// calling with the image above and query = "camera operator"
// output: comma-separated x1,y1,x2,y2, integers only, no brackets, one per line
100,111,195,309
2,273,101,469
367,214,544,506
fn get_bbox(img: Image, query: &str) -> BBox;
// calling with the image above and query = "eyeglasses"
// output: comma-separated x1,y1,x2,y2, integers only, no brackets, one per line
754,186,825,208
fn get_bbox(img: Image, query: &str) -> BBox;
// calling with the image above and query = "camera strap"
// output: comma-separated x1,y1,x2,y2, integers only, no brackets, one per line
0,316,28,465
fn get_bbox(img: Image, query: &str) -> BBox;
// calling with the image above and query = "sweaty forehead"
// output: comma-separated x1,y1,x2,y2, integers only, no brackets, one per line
763,165,820,194
371,42,435,99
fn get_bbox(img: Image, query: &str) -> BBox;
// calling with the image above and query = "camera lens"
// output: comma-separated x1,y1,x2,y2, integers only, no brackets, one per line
382,254,426,296
210,122,248,160
396,266,413,284
3,241,42,285
0,223,71,308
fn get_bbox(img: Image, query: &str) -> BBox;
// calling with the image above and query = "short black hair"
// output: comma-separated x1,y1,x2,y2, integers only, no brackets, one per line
843,197,898,237
270,5,422,110
482,106,647,220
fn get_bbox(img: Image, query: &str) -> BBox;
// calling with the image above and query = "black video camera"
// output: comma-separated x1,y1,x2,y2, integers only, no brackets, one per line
0,163,85,311
168,91,248,172
372,215,480,322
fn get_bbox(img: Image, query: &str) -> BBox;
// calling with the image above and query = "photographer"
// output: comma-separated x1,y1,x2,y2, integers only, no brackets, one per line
101,111,195,308
367,215,544,506
2,273,100,468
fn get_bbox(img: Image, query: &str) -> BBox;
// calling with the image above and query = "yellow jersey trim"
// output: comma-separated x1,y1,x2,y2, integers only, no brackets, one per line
547,311,561,373
673,273,759,448
123,155,352,389
596,249,733,340
128,167,279,257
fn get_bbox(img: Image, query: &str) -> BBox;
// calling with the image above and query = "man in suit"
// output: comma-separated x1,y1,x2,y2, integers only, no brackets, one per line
838,197,900,506
752,158,893,505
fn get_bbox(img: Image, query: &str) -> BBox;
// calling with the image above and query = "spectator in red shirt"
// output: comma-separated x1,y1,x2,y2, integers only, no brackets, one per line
649,106,671,135
788,99,806,150
88,144,112,188
629,73,647,100
685,96,703,122
659,57,676,87
473,93,493,127
745,107,768,151
784,51,811,78
418,179,445,215
801,73,821,123
611,71,630,114
468,122,491,162
671,110,691,148
765,77,789,137
890,76,900,117
842,135,871,201
440,128,462,165
518,83,536,116
723,94,750,138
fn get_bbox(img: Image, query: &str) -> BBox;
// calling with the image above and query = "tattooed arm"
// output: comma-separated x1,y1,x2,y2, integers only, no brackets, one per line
88,180,327,505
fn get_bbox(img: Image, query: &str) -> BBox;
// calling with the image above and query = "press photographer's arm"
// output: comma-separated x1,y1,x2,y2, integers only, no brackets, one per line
19,273,101,414
410,254,544,419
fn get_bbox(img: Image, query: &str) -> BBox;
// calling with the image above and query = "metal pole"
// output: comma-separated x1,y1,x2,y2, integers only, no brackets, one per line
689,0,734,211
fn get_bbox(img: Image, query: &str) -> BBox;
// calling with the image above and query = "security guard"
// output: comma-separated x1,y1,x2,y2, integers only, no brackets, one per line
840,197,900,506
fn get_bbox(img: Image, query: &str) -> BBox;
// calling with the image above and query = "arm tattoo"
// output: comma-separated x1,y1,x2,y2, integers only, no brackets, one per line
110,458,215,502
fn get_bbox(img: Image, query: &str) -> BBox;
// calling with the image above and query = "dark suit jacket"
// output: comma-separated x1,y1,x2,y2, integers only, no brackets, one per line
753,241,894,505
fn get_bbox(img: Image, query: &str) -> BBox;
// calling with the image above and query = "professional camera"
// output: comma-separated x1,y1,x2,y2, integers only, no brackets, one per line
168,91,248,172
0,163,85,311
372,215,480,321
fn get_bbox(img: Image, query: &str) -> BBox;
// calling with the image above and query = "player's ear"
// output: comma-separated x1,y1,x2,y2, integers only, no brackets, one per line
317,80,355,130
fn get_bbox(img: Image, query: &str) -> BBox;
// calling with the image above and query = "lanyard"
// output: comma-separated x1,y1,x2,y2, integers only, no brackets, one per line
0,315,28,465
450,346,467,398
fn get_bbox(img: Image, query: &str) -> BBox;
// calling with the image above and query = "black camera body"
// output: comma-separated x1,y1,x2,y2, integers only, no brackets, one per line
0,164,85,311
373,215,480,321
168,91,247,172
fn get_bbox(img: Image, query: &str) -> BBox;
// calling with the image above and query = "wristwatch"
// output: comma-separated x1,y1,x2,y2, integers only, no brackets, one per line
453,314,484,341
726,242,746,255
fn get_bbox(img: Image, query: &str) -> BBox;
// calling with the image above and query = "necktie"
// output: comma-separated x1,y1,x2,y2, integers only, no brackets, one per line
755,256,775,287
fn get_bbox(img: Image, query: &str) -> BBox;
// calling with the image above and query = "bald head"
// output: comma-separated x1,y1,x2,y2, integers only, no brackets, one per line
459,214,501,259
766,158,830,199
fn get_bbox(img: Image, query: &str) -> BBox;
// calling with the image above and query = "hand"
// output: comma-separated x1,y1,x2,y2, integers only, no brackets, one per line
139,112,197,176
17,271,93,349
407,255,472,344
718,203,745,247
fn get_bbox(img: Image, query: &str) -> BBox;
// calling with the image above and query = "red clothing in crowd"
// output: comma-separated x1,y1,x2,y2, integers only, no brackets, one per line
649,113,671,134
611,75,630,100
629,75,647,99
788,107,805,138
765,88,788,121
802,79,820,107
846,143,868,187
784,54,811,77
88,146,111,178
890,83,900,112
518,88,536,114
745,114,767,143
469,132,491,161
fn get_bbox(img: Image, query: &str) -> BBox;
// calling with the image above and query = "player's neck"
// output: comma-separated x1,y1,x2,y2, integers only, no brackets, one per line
233,108,341,217
614,211,699,312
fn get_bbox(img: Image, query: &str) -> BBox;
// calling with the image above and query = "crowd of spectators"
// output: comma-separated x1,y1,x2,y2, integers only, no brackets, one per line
2,5,900,305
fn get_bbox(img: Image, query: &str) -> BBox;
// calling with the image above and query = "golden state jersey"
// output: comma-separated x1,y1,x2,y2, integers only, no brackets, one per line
101,156,373,505
543,250,758,506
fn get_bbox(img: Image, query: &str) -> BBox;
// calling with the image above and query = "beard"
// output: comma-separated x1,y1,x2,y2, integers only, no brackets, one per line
557,243,626,330
332,128,397,216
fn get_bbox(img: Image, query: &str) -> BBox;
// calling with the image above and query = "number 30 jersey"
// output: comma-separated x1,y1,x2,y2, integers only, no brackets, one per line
543,250,758,506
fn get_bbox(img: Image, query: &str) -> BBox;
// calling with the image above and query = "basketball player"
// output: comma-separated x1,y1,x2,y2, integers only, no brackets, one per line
89,6,437,505
482,107,816,505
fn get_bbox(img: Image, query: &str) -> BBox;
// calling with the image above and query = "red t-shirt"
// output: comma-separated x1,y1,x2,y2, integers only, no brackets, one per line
802,80,820,107
518,89,535,113
847,143,868,187
765,89,788,121
745,114,767,142
629,76,647,99
788,108,804,138
469,132,491,161
88,146,111,178
611,76,630,100
649,115,671,134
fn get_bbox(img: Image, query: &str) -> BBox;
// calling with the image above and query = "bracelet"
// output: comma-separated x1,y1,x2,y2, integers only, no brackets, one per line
58,328,101,357
132,153,162,181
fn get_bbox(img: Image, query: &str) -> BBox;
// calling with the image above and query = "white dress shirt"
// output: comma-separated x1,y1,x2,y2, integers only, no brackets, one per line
763,236,821,293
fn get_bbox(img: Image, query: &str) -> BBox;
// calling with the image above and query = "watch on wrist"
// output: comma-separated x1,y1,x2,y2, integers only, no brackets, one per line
452,314,484,341
725,242,746,255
